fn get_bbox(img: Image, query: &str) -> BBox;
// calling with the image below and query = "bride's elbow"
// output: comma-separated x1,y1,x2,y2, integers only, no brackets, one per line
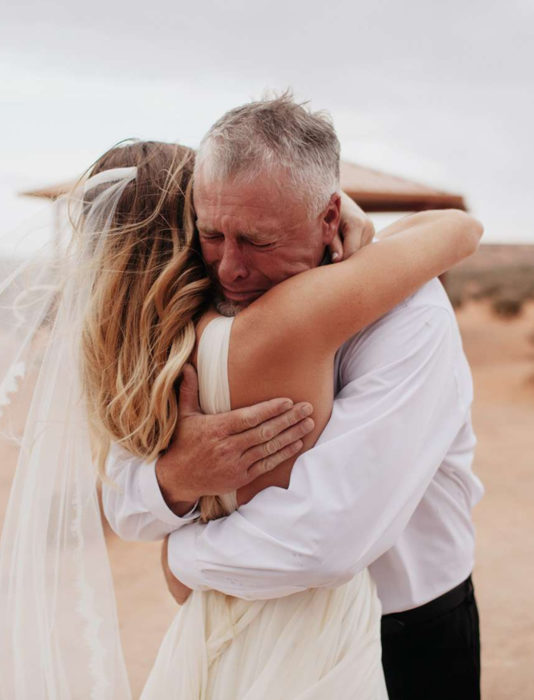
448,209,484,257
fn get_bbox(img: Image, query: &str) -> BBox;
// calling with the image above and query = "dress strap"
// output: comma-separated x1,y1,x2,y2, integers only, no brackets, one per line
197,316,234,414
197,315,237,519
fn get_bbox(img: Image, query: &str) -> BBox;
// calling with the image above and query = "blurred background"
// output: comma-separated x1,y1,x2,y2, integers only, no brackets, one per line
1,0,533,697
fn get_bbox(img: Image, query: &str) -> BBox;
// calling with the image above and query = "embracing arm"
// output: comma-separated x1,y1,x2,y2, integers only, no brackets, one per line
99,194,370,542
163,210,482,596
166,292,473,597
216,208,481,505
102,443,199,541
240,208,482,360
101,370,315,541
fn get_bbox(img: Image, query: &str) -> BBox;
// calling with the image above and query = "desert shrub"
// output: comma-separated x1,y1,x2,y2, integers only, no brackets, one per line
445,263,534,307
446,286,464,309
491,296,523,318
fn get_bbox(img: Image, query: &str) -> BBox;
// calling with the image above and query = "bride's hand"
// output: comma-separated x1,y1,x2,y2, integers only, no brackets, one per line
329,192,374,262
161,535,192,605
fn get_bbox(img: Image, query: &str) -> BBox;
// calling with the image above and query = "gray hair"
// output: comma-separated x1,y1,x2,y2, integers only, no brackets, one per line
195,92,341,216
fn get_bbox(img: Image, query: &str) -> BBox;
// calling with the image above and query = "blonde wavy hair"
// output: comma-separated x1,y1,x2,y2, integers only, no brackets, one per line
78,141,211,478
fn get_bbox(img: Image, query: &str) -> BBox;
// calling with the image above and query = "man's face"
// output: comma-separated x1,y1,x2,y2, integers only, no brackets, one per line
194,172,339,312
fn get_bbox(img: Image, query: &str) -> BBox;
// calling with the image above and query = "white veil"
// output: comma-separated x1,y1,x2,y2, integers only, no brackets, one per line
0,168,136,699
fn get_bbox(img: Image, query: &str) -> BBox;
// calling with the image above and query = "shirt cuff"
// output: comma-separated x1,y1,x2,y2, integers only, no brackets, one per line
167,524,209,591
137,458,200,528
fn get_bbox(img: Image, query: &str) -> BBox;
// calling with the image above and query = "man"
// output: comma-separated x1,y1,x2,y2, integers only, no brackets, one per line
104,95,483,699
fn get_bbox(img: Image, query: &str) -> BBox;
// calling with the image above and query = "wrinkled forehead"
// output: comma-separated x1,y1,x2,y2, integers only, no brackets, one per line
194,169,310,230
194,165,286,201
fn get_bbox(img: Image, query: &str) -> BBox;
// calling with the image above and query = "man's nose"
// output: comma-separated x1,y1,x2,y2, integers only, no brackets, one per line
217,240,249,285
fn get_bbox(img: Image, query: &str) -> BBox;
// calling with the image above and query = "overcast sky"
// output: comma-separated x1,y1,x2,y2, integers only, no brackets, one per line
1,0,533,252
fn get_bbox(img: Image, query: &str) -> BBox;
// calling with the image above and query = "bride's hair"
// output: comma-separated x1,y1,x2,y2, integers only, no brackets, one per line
78,141,211,477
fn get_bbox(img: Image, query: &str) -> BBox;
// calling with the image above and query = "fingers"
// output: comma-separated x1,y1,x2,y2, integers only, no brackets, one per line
238,403,315,482
338,192,375,258
359,220,376,249
343,222,374,257
223,397,296,434
342,229,362,258
235,401,313,446
240,410,314,463
328,232,344,262
179,363,201,416
246,439,305,482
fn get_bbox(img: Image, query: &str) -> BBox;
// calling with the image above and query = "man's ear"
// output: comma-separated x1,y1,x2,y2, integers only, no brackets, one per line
321,193,341,246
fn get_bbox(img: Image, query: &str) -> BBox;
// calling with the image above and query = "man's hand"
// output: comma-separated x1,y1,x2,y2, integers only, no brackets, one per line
329,191,375,262
156,364,315,515
161,535,192,605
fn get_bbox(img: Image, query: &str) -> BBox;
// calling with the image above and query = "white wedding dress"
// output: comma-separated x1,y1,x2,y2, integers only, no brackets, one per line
140,316,388,700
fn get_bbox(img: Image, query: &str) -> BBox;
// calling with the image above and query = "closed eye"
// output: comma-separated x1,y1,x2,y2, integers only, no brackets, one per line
249,241,274,248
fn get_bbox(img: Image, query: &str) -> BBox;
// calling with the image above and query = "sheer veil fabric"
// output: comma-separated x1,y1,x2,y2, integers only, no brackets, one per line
0,170,386,699
0,170,135,699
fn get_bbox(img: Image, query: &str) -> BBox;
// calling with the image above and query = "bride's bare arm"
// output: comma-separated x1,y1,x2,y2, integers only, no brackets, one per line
236,209,481,361
229,209,482,502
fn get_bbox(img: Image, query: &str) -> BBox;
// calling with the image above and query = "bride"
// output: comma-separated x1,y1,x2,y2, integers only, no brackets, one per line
0,135,482,698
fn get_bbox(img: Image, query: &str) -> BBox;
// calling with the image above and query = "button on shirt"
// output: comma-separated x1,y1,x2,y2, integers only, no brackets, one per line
102,279,484,614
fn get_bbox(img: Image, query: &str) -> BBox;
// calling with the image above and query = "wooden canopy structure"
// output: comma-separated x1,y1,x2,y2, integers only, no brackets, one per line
21,161,467,212
339,161,466,212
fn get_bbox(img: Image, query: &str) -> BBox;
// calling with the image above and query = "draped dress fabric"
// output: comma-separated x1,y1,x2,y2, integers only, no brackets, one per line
140,316,388,699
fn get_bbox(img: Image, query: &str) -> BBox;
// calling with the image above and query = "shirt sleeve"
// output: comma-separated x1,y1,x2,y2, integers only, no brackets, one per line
167,302,473,599
102,443,199,541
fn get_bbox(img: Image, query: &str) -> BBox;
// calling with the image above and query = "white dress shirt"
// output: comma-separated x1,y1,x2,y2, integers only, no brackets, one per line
102,279,484,614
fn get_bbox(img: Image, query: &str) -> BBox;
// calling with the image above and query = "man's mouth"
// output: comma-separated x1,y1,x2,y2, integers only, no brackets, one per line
221,287,263,301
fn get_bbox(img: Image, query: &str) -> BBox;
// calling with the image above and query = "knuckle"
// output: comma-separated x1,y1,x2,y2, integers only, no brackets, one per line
260,443,271,459
257,459,271,474
275,429,291,449
282,412,296,430
242,411,258,430
267,452,281,469
276,447,291,463
249,460,266,479
282,441,301,461
265,438,279,456
285,409,299,427
258,424,274,442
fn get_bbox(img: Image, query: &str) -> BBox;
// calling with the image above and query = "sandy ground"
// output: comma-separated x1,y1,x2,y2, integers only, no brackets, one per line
1,300,533,698
457,301,534,699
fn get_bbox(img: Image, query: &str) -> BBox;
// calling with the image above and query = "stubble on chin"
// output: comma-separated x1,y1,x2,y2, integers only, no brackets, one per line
214,294,245,318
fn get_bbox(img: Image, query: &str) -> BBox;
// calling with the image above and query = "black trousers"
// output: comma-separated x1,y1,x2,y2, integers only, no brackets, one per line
381,577,480,700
